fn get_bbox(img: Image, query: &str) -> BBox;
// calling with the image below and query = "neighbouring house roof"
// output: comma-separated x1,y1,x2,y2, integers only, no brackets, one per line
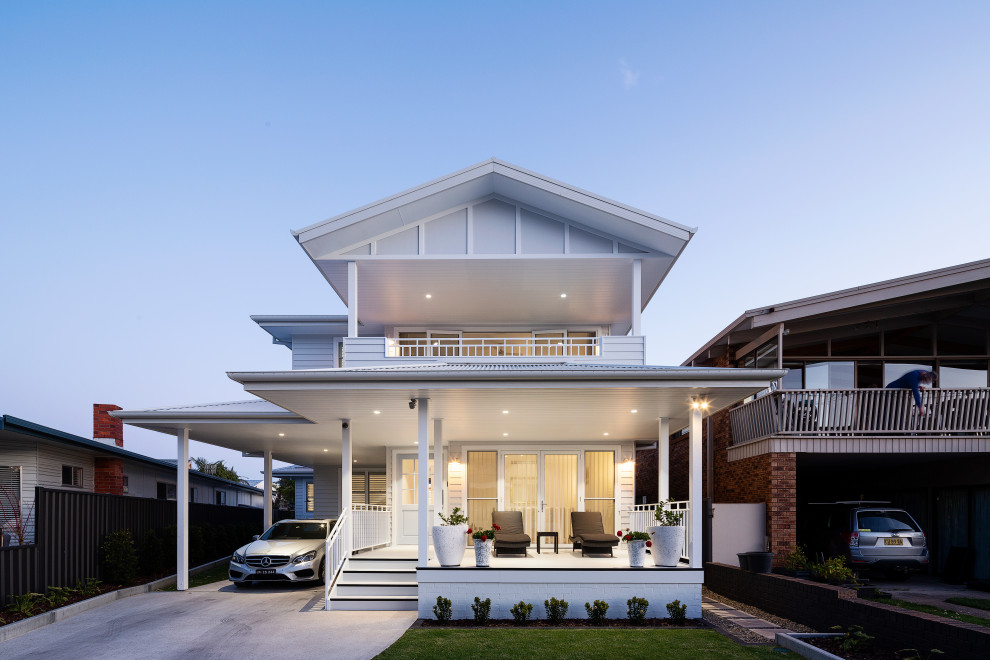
271,464,313,477
683,257,990,366
0,414,263,493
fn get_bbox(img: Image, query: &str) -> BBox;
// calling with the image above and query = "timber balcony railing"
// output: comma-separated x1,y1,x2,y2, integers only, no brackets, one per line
341,336,646,366
729,388,990,446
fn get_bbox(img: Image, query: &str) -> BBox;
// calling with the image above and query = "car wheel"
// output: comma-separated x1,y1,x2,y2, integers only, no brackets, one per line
234,580,252,589
318,559,326,585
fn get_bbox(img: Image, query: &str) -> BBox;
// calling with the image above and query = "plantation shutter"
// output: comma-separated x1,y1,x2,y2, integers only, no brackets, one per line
0,466,20,500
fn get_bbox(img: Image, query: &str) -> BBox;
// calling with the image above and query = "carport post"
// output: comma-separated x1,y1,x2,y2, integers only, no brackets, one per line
433,418,444,525
417,398,429,568
658,417,670,500
263,451,273,530
341,420,352,554
688,405,703,569
176,428,189,591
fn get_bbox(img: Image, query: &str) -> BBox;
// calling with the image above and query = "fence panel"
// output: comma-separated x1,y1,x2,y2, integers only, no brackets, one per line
0,544,41,603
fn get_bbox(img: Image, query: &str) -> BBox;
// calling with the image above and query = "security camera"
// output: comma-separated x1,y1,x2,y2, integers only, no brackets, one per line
409,399,417,410
341,422,349,430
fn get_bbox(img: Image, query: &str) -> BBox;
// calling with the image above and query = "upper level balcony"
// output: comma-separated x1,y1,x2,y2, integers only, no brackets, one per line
342,334,645,367
727,388,990,459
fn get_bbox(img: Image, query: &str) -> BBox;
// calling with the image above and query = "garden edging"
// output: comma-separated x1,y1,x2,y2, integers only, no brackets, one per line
0,558,228,644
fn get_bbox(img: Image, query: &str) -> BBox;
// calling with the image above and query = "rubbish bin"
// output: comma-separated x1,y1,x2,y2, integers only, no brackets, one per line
737,553,751,570
747,552,774,574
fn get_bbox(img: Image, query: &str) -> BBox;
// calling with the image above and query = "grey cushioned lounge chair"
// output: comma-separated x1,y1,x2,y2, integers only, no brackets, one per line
492,511,531,557
570,511,620,557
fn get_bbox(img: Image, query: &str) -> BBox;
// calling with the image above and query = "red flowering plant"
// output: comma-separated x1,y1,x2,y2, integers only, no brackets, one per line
470,522,500,542
617,528,652,547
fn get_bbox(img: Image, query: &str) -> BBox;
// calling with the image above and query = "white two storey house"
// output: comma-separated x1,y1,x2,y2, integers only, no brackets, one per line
116,159,782,618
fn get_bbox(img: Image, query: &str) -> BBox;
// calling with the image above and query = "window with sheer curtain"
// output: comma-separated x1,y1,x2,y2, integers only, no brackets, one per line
584,451,615,533
467,451,497,545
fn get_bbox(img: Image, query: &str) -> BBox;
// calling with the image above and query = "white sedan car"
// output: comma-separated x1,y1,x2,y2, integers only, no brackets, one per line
229,519,335,587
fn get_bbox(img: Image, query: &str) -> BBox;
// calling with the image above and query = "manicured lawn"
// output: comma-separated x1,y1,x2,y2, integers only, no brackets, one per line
375,629,786,659
945,596,990,611
874,597,990,628
158,564,230,591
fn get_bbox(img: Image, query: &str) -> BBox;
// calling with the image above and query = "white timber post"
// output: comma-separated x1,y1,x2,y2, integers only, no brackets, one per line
347,261,358,338
658,417,670,501
689,404,704,568
434,418,444,525
176,428,189,591
417,398,429,568
263,450,273,530
631,258,642,336
342,420,352,554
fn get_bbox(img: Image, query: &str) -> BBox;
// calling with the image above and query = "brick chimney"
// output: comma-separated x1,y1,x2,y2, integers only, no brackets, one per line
93,404,123,447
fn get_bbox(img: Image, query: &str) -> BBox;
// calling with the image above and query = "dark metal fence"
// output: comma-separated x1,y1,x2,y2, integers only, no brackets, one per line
0,488,264,603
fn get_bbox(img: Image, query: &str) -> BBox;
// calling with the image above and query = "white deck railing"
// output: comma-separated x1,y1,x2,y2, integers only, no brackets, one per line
323,508,350,610
388,336,600,358
729,388,990,445
626,501,690,561
352,504,391,551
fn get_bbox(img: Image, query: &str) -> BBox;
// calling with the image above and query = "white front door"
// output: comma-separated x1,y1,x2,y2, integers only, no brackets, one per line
395,453,433,545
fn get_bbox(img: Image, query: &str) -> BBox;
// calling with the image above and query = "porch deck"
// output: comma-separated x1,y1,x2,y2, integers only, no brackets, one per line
356,544,692,570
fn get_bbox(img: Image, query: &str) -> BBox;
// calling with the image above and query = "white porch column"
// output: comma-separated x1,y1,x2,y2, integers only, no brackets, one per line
176,428,189,591
688,404,704,568
417,398,429,567
433,418,444,525
631,259,642,336
347,261,358,338
263,450,273,530
658,417,670,501
341,420,352,554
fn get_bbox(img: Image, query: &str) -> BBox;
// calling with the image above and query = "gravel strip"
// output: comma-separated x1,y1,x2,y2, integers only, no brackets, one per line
703,586,816,633
701,609,772,645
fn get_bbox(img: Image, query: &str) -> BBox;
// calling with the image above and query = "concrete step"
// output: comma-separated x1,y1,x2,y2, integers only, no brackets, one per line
339,568,417,583
334,582,418,597
345,557,417,571
328,595,418,611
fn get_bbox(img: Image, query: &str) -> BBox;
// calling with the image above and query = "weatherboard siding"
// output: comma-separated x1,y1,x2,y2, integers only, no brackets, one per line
291,335,336,370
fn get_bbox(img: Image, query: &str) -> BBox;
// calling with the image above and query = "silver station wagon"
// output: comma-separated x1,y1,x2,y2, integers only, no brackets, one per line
806,502,929,579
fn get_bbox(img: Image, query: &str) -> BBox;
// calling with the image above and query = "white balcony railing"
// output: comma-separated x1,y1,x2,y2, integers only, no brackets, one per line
352,504,391,551
729,388,990,446
388,336,600,358
627,501,690,562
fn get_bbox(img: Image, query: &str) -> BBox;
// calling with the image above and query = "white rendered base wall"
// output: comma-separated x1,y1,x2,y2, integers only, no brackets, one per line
417,568,702,620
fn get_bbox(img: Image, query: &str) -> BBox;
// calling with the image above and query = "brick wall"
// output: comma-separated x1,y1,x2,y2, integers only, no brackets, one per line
93,404,123,447
94,457,124,495
706,563,989,658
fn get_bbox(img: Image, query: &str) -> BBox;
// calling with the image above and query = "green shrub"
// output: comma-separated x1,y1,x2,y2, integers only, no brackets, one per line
510,601,533,624
433,596,452,623
811,556,857,584
783,544,810,570
6,593,43,617
627,596,649,624
140,529,168,576
666,599,687,625
544,597,568,624
45,586,75,608
471,596,491,624
76,577,102,597
584,599,609,625
830,624,874,653
102,529,139,585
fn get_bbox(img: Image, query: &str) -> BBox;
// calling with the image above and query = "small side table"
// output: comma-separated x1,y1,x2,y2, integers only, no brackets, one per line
536,531,558,554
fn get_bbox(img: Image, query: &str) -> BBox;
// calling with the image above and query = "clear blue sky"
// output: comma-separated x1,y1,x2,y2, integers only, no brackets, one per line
2,1,988,477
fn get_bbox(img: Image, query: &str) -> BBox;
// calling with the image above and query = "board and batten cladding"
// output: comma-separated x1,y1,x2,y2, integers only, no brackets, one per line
312,464,340,518
291,335,337,370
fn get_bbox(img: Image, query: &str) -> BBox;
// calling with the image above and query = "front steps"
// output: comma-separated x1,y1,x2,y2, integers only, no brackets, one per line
328,556,418,610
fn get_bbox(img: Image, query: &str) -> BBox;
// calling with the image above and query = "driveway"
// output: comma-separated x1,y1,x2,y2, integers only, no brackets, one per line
870,573,990,618
0,581,416,660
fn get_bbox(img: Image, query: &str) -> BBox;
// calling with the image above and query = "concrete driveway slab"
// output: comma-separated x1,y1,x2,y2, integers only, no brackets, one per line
0,581,416,660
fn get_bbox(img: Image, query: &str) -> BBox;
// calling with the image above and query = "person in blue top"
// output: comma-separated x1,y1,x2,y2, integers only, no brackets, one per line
885,369,935,415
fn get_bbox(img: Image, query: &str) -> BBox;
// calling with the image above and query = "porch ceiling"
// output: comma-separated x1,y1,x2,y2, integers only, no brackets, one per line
116,367,782,467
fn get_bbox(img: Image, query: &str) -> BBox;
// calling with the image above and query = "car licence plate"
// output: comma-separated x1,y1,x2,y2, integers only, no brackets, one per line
883,538,903,546
256,568,276,574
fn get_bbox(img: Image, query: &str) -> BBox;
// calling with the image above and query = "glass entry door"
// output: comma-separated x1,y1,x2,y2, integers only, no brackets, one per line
503,452,580,542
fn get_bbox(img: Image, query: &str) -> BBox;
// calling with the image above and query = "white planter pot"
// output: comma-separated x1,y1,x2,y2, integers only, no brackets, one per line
648,525,683,567
627,540,646,567
432,524,468,567
474,539,493,567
